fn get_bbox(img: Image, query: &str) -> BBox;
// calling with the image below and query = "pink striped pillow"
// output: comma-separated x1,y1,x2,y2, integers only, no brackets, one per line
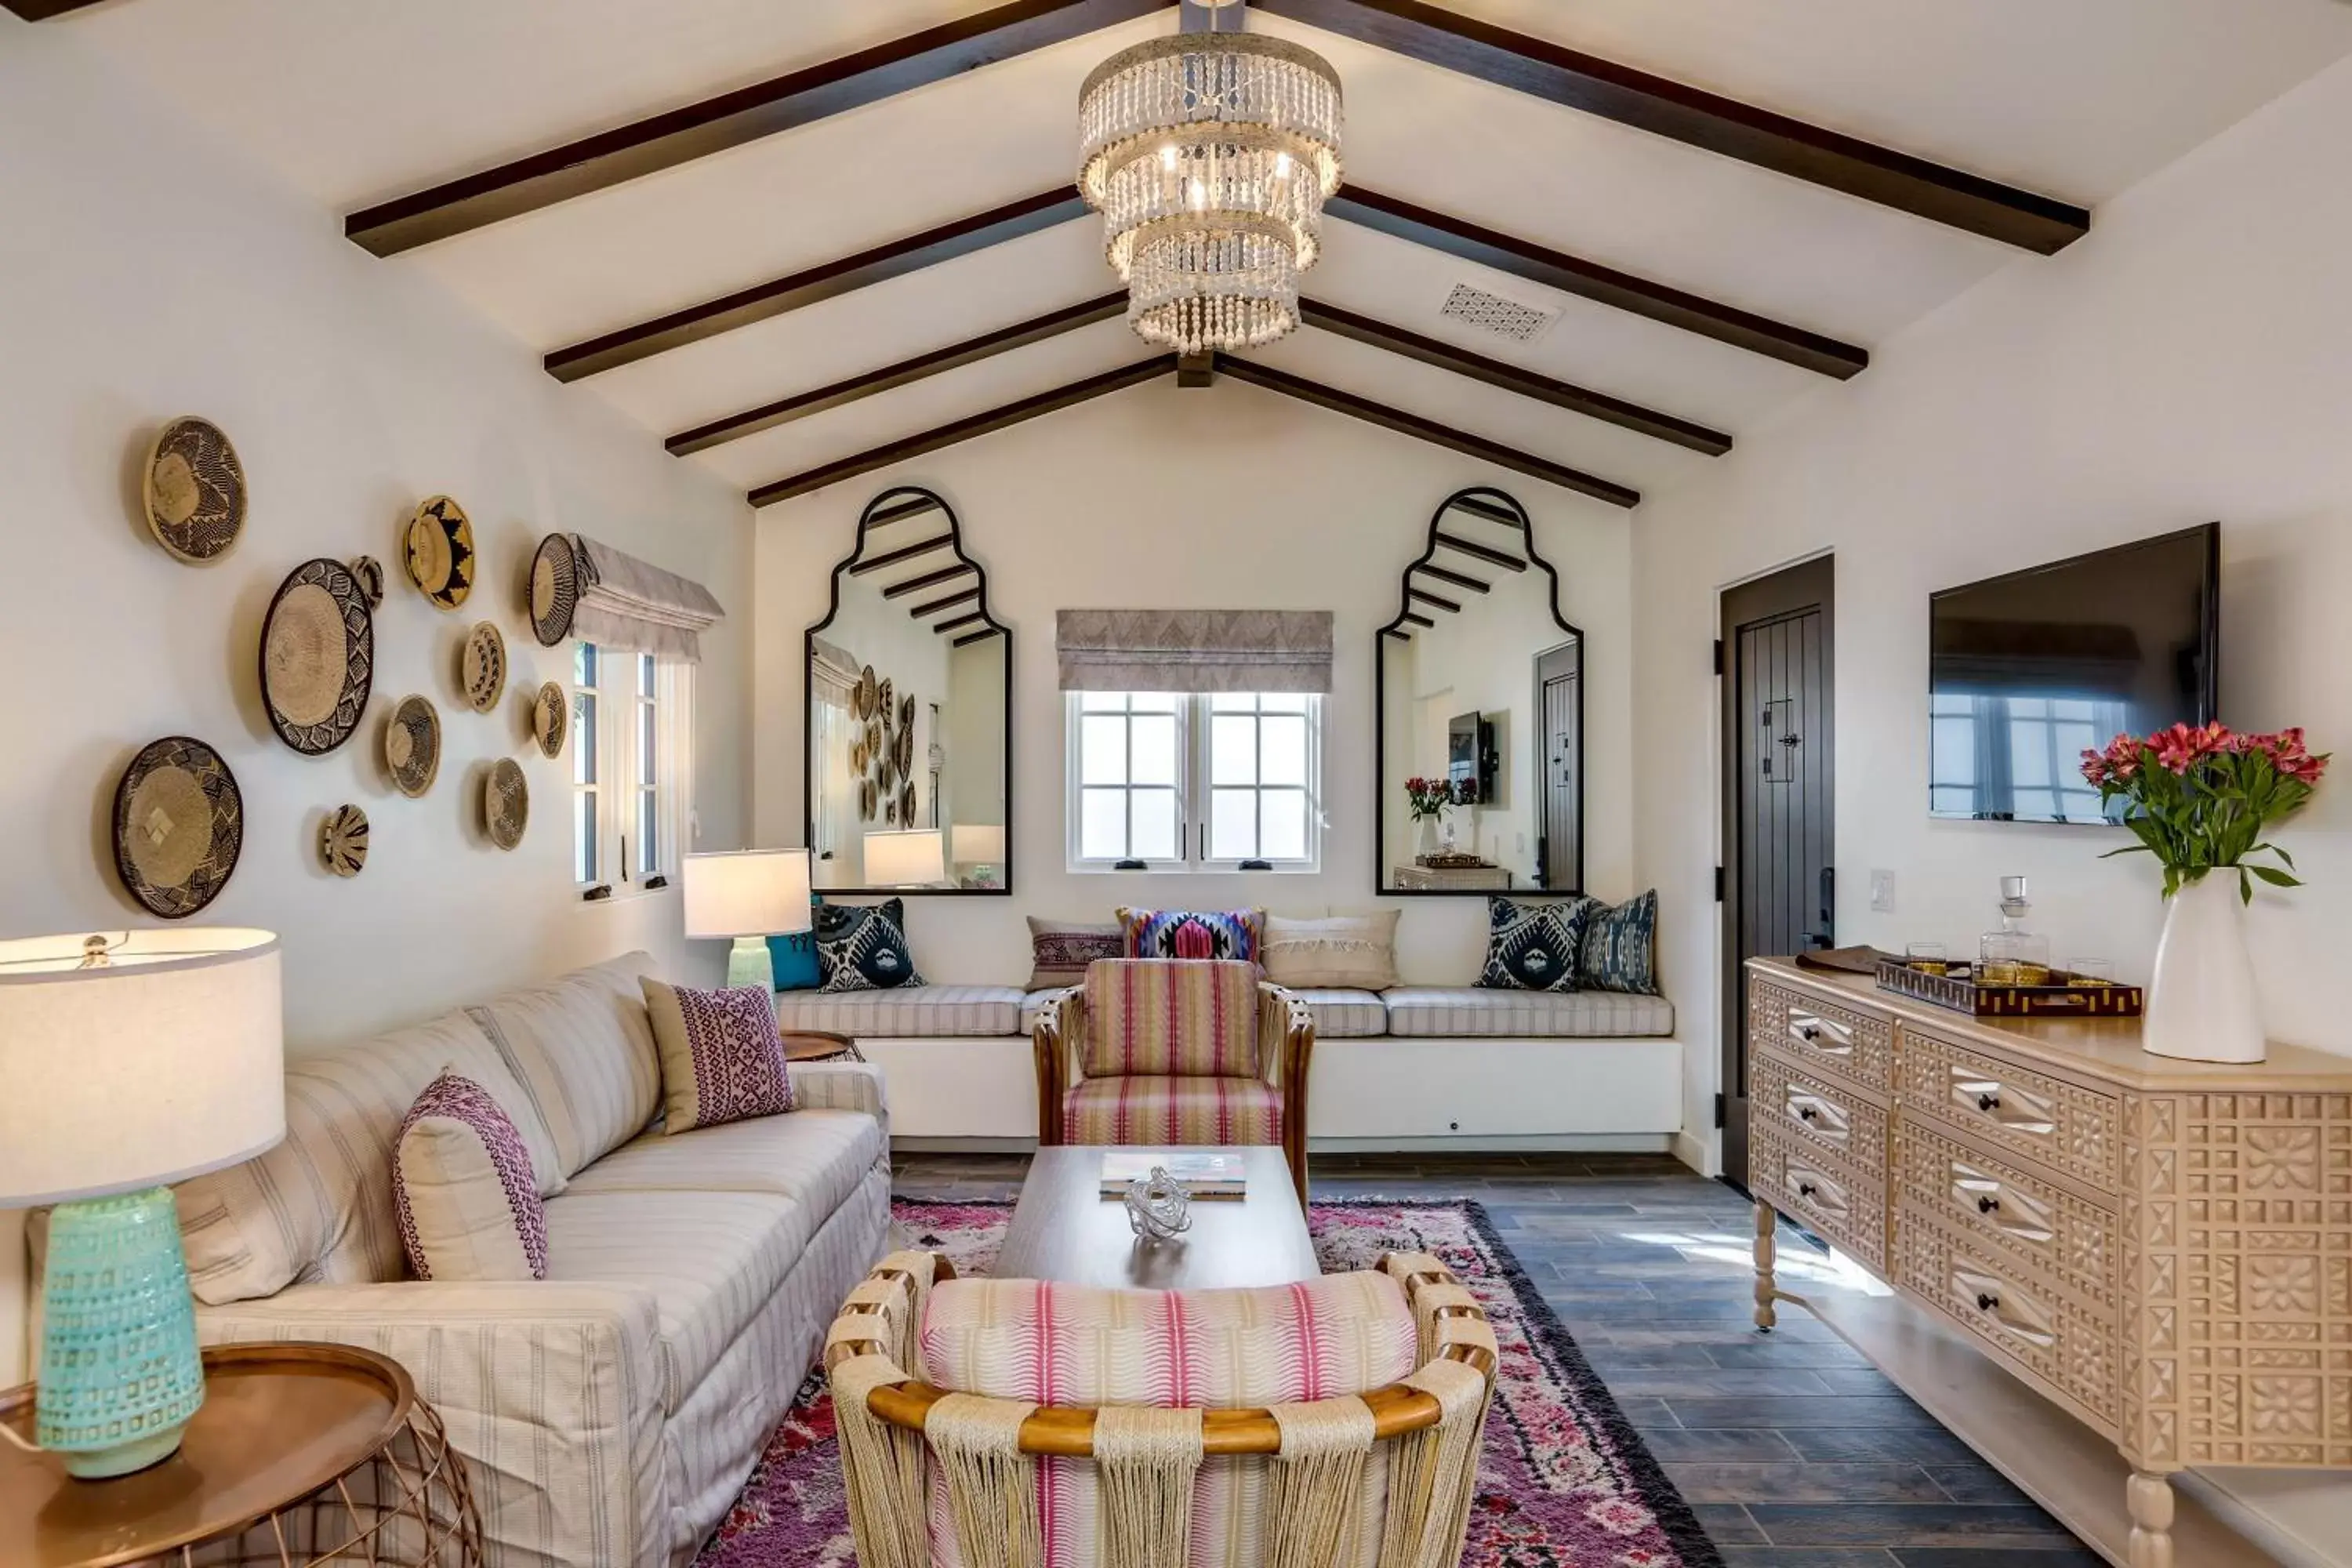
392,1071,549,1282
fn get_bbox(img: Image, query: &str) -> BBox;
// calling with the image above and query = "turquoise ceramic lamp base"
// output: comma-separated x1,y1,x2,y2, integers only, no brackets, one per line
725,935,777,991
38,1186,205,1479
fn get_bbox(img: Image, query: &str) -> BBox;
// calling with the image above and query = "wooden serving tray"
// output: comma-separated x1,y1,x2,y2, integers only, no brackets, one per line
1875,958,2143,1019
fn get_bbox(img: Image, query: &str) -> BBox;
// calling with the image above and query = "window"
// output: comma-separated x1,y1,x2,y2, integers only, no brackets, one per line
573,641,693,892
1067,691,1321,871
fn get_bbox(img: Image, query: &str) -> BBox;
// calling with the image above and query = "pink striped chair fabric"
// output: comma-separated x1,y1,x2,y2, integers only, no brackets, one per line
1060,1075,1283,1147
1079,958,1261,1079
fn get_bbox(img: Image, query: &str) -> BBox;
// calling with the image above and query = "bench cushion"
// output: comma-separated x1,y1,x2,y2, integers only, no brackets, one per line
770,985,1024,1037
1293,988,1388,1037
1382,987,1675,1038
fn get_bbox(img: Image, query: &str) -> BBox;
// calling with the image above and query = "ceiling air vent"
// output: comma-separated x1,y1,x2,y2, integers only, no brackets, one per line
1438,281,1560,344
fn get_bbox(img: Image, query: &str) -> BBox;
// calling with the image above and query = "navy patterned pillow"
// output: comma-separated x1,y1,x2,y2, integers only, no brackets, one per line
815,898,926,993
1578,889,1661,995
1475,897,1593,993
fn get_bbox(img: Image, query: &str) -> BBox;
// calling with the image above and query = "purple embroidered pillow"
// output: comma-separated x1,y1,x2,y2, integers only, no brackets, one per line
393,1071,550,1283
642,978,795,1134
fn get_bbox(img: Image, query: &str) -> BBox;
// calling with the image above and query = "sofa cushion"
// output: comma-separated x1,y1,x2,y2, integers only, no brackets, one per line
394,1071,550,1283
468,953,663,1179
921,1269,1414,1404
1081,959,1261,1078
1262,912,1400,990
643,978,795,1134
1292,988,1388,1038
543,1189,806,1415
1382,986,1675,1038
772,985,1025,1037
176,1009,563,1305
1062,1075,1283,1146
565,1109,884,1226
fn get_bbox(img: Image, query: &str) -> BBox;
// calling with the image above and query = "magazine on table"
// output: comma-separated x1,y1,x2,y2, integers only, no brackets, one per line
1098,1149,1248,1199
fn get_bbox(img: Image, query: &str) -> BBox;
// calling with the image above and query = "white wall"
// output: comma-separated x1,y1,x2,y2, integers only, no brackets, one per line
0,27,753,1382
1631,52,2352,1170
754,380,1639,985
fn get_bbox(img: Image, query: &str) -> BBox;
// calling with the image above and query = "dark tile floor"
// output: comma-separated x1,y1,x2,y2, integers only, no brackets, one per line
894,1149,2103,1568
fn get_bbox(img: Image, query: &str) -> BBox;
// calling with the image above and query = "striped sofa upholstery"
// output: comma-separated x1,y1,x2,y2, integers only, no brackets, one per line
167,953,894,1568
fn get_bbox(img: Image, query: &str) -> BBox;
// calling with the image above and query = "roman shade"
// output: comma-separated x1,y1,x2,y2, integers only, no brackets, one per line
569,535,726,662
1055,609,1333,693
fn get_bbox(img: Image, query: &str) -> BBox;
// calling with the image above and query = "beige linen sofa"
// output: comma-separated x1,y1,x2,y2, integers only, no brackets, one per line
167,953,891,1568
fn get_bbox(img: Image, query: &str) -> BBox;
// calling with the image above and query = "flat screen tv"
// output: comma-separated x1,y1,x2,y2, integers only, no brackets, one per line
1929,523,2219,824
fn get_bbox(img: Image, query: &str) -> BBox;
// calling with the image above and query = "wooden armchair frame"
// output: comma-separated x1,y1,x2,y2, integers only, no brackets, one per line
1033,975,1316,1203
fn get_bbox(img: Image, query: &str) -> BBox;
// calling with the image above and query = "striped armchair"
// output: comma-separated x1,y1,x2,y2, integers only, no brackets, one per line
1033,958,1316,1200
824,1249,1497,1568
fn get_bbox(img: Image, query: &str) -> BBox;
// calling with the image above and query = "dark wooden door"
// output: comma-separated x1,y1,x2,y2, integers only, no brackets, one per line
1537,642,1581,891
1720,557,1834,1188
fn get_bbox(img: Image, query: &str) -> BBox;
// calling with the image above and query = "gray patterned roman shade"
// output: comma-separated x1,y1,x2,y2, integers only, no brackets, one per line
568,535,726,662
1056,609,1334,693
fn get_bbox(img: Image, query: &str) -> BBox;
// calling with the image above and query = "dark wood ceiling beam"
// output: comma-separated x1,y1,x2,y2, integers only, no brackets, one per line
347,0,1170,256
1330,187,1867,379
750,358,1170,506
1402,612,1436,629
909,586,982,618
935,612,990,633
668,292,1126,454
848,535,956,575
1447,493,1525,527
3,0,110,16
954,629,1006,647
1433,532,1527,571
866,492,946,527
1299,299,1730,454
1256,0,2087,253
547,188,1087,381
1218,358,1640,507
883,563,977,599
1413,561,1490,593
1408,586,1464,614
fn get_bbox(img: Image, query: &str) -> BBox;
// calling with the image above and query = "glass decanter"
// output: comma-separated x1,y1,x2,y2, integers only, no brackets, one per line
1977,876,2052,986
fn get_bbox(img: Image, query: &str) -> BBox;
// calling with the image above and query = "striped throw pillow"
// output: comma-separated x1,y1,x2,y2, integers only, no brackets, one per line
392,1071,549,1283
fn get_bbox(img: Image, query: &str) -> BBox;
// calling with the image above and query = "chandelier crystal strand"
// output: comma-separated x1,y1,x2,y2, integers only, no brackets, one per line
1077,30,1341,353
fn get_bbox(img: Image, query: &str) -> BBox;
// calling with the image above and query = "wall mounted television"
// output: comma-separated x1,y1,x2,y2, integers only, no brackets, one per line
1929,522,2220,824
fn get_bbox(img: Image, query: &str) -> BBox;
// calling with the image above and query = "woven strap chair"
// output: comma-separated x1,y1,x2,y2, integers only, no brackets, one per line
823,1250,1496,1568
1034,959,1317,1203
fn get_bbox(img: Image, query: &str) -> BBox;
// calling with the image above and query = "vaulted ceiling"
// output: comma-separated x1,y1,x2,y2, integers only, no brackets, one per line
34,0,2352,510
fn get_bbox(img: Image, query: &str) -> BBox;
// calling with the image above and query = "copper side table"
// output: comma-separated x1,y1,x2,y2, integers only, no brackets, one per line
0,1342,481,1568
781,1028,862,1063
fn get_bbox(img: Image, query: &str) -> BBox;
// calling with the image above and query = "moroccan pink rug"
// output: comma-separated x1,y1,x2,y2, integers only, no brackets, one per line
698,1198,1721,1567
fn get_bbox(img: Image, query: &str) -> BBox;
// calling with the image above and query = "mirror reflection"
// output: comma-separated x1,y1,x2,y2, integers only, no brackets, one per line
806,488,1010,893
1378,488,1584,895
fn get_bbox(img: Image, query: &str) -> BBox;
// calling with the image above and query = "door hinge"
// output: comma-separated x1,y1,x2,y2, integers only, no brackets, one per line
1714,864,1726,902
1712,638,1725,676
1714,1092,1727,1130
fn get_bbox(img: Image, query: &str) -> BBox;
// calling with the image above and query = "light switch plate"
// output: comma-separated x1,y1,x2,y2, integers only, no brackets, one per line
1870,869,1896,914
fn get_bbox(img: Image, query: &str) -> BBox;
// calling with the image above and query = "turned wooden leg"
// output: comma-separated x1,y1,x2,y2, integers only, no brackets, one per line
1753,1199,1779,1332
2126,1470,2174,1568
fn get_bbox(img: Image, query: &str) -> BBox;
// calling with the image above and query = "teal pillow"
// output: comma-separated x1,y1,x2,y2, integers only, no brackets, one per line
766,929,821,992
1577,890,1660,995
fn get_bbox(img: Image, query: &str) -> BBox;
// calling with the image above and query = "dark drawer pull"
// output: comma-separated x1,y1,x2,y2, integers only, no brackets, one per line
1798,1023,1822,1040
1977,1092,2001,1112
1976,1292,1999,1312
1797,1104,1820,1120
1798,1181,1817,1198
1977,1195,1999,1214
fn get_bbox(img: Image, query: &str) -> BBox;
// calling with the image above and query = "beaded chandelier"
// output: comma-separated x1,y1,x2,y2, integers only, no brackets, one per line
1077,10,1343,354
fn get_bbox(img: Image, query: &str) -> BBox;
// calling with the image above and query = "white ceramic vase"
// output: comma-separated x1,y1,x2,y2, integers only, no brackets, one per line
2142,872,2268,1063
1416,815,1440,857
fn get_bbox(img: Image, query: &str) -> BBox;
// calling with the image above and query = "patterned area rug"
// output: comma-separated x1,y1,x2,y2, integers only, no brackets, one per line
698,1198,1722,1568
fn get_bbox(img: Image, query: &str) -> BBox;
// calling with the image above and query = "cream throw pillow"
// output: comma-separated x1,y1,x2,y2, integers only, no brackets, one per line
1261,912,1402,990
393,1069,550,1283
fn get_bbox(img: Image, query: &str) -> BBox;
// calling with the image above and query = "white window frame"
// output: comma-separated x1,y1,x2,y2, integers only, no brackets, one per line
1065,691,1323,873
574,641,695,895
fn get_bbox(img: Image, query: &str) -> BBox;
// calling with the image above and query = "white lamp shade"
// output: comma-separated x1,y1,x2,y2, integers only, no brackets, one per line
683,849,814,938
953,824,1007,865
864,829,946,887
0,928,285,1207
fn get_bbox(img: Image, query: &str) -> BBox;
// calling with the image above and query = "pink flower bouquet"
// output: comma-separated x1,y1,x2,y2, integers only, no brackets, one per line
2080,723,2329,900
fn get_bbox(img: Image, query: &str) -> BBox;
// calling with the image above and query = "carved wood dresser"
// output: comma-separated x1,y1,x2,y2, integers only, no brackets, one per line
1746,956,2352,1568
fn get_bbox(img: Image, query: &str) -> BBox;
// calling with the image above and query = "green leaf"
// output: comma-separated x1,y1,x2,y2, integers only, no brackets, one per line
2249,864,2303,888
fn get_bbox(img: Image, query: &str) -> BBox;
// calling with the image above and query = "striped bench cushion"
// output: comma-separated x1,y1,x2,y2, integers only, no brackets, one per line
1381,986,1676,1038
771,985,1025,1037
1062,1076,1283,1147
1293,988,1388,1037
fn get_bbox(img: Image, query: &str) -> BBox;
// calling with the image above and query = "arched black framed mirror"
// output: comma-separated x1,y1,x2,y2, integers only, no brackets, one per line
1376,485,1584,895
806,486,1011,895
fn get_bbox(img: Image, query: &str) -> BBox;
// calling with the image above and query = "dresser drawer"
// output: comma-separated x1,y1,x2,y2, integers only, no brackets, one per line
1753,1047,1889,1171
1895,1022,2121,1192
1890,1211,2120,1432
1894,1117,2119,1319
1753,1120,1885,1272
1749,977,1892,1094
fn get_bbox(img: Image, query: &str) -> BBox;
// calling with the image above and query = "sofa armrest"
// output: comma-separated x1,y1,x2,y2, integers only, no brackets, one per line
196,1280,666,1568
789,1058,891,1148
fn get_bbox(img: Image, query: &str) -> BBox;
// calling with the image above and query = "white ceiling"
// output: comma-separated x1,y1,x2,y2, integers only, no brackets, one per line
55,0,2352,510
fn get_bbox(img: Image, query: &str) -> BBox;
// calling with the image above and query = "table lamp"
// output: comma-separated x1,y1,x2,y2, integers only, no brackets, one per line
863,828,946,889
0,928,284,1479
952,823,1006,888
684,848,814,990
